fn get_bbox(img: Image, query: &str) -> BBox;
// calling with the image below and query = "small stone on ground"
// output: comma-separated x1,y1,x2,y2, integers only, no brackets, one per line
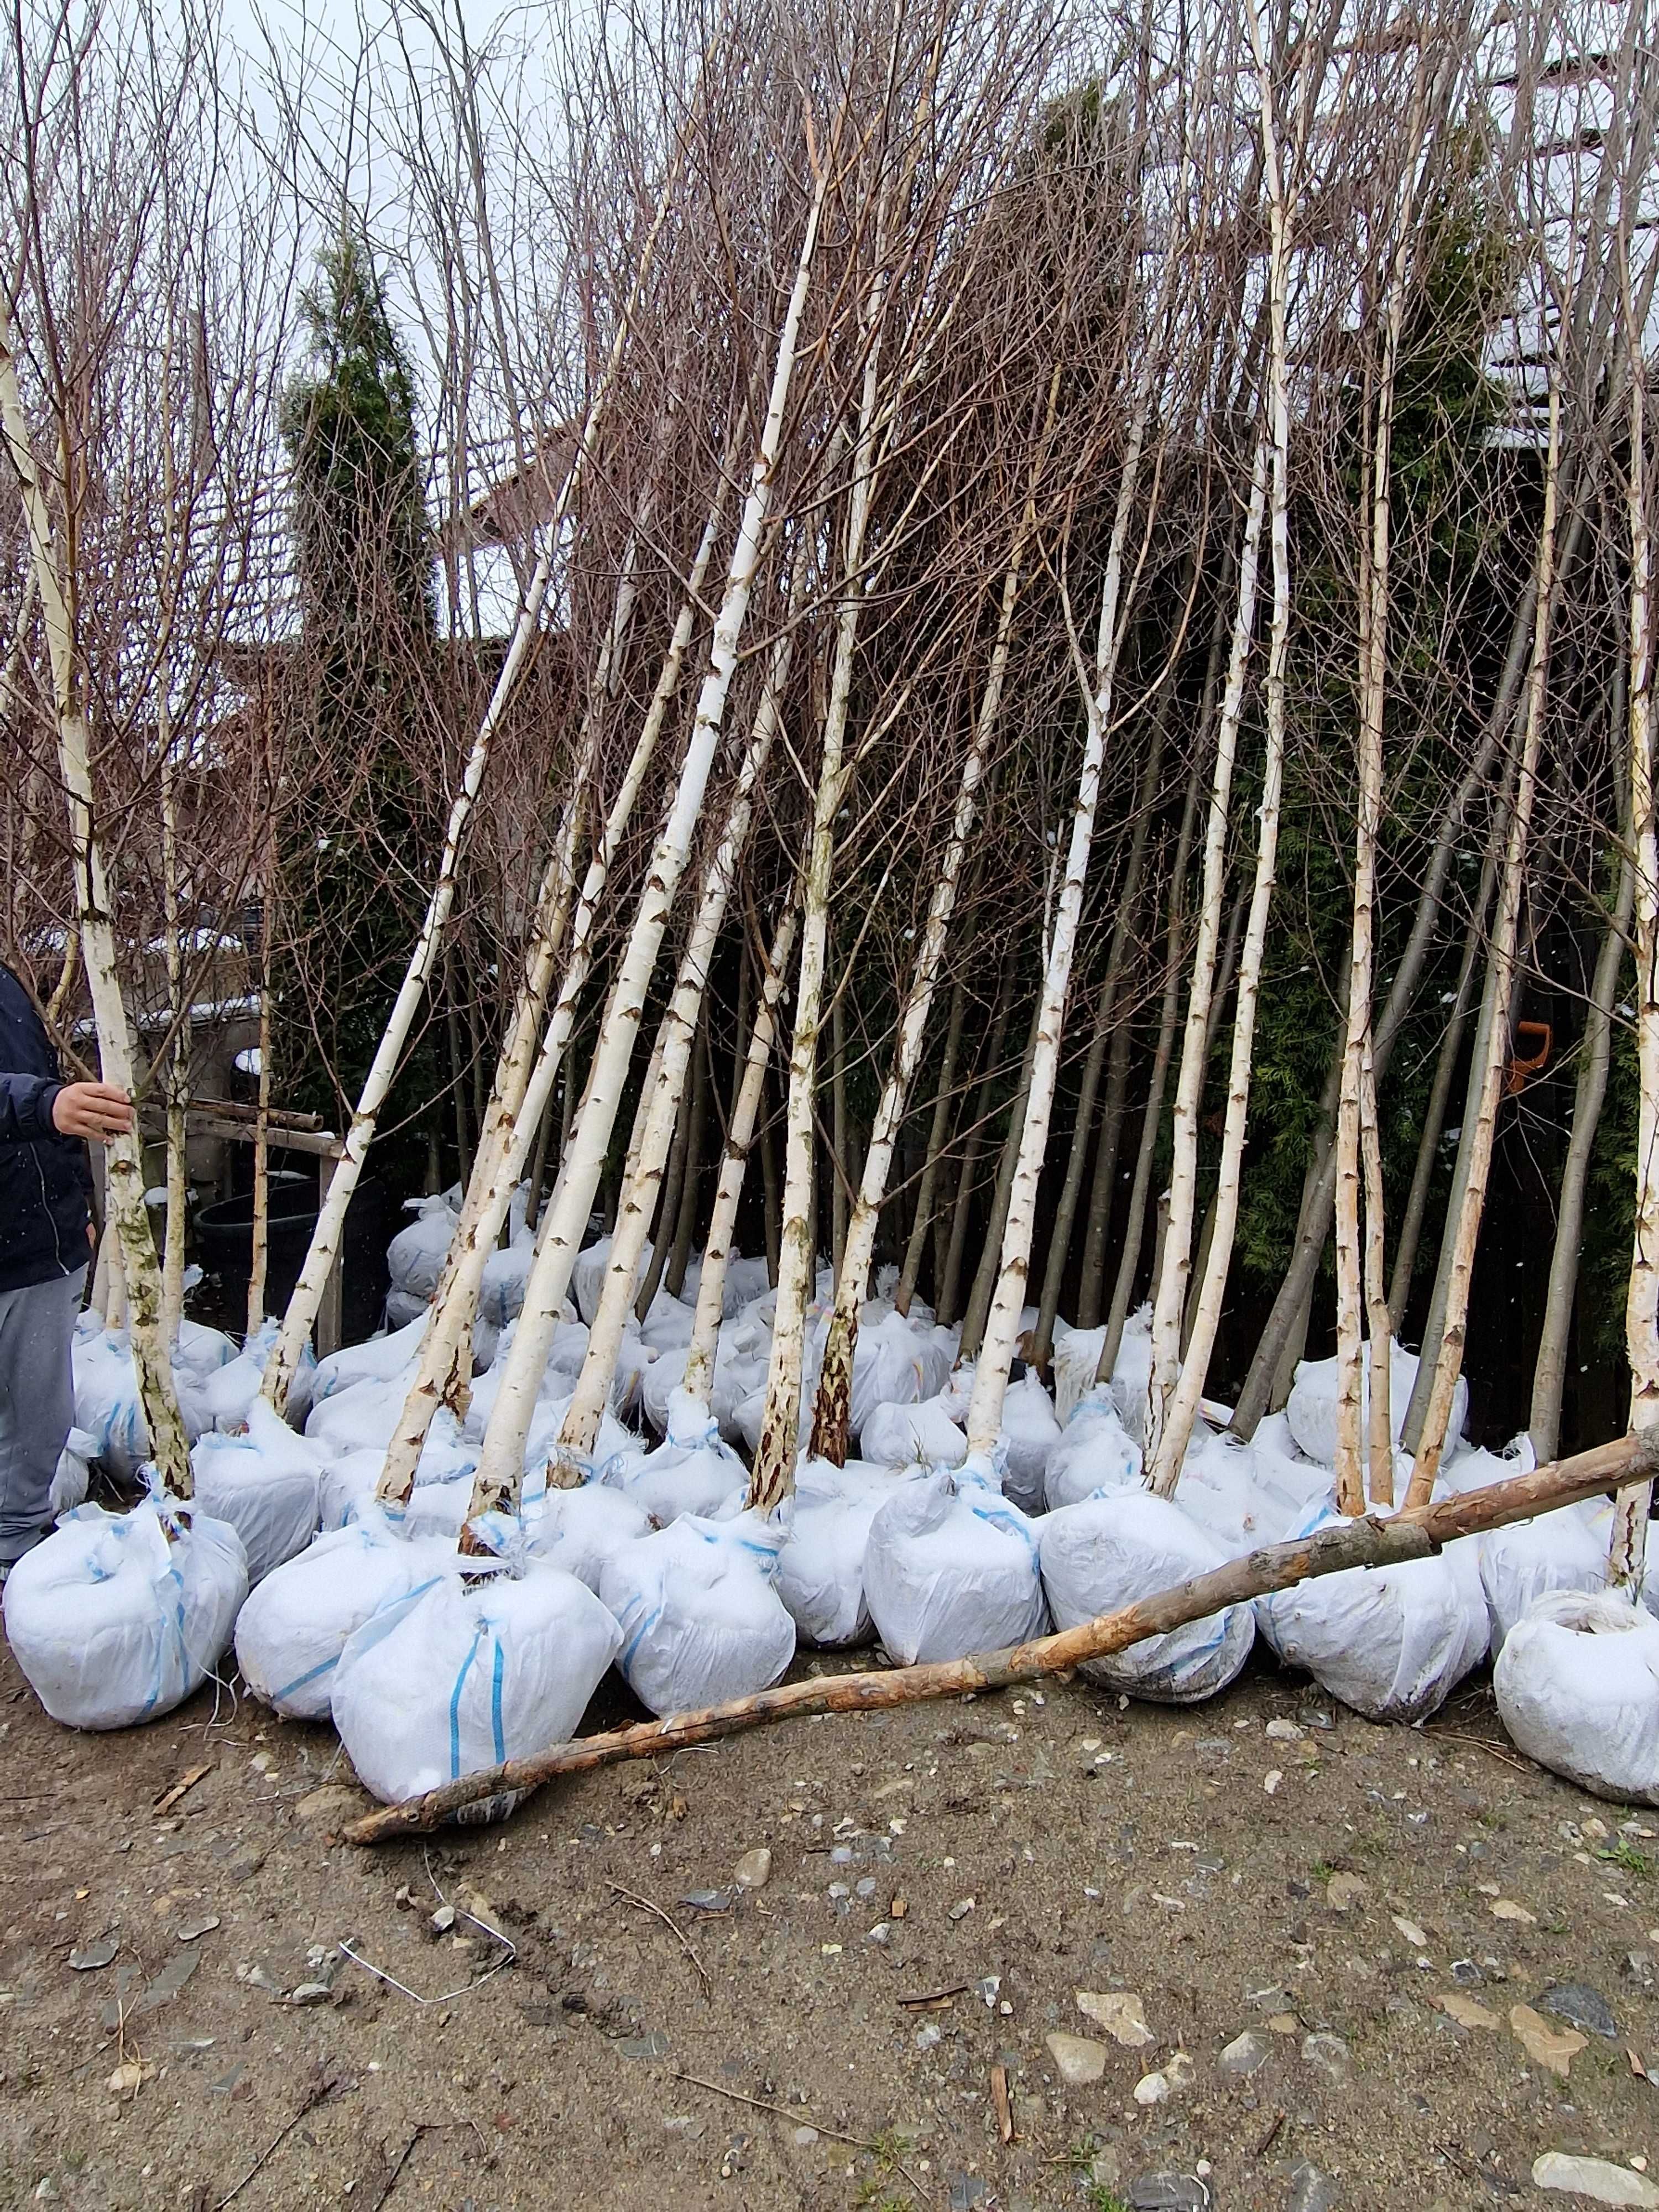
1532,2152,1659,2206
1045,2031,1107,2085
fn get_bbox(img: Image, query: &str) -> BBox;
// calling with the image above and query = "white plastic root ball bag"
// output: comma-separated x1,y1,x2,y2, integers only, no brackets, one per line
384,1287,428,1331
639,1291,697,1357
693,1319,774,1443
572,1234,653,1326
640,1314,774,1442
518,1389,642,1490
310,1313,430,1407
3,1493,247,1729
72,1319,210,1478
235,1511,459,1719
386,1193,457,1304
1104,1305,1155,1443
317,1409,477,1531
1481,1498,1610,1651
172,1320,237,1385
1039,1490,1254,1703
305,1375,415,1457
608,1331,655,1424
999,1372,1063,1515
479,1228,536,1330
1495,1589,1659,1804
613,1389,747,1527
397,1472,478,1542
1239,1414,1340,1545
319,1448,387,1530
331,1558,622,1807
722,1255,773,1316
521,1474,653,1593
600,1507,795,1715
1051,1322,1108,1425
1172,1423,1333,1559
778,1457,904,1647
862,1394,968,1472
50,1426,98,1517
197,1319,316,1434
1256,1505,1489,1723
189,1398,326,1583
463,1315,590,1439
640,1341,690,1434
847,1310,953,1443
863,1460,1047,1667
1044,1387,1144,1512
1286,1340,1465,1472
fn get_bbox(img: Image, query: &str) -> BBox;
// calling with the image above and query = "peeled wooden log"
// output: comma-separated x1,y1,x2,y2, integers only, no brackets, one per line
342,1430,1659,1844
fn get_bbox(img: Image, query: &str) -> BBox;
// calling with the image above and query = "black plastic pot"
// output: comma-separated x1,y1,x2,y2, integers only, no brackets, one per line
194,1170,390,1344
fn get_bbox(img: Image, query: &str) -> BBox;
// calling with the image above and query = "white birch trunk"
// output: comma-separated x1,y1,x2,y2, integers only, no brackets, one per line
1145,18,1292,1496
0,302,191,1494
262,529,557,1415
746,174,902,1511
893,967,968,1318
1095,762,1204,1387
158,743,189,1346
1140,442,1270,1476
261,164,684,1417
1031,713,1163,1367
1360,1046,1394,1503
810,540,1029,1463
375,483,727,1500
962,369,1166,1462
553,623,798,1460
1619,302,1657,1585
1405,379,1561,1507
248,968,273,1332
467,163,832,1515
683,910,799,1405
1337,364,1402,1503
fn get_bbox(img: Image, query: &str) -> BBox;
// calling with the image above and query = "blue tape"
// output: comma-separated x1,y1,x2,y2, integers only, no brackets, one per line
271,1650,339,1703
449,1625,485,1780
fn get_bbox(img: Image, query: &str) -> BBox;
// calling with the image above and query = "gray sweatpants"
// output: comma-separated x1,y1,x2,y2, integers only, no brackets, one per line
0,1266,85,1566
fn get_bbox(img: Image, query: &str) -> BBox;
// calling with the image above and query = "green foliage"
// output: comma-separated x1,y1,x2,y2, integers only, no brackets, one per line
274,226,441,1190
1225,150,1512,1308
1600,1837,1652,1879
281,230,435,651
1582,1008,1638,1371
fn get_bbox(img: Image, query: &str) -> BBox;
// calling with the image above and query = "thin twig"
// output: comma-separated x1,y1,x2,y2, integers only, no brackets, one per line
669,2072,931,2201
1252,2109,1286,2158
362,2131,420,2212
608,1879,712,1999
214,2074,344,2208
360,2120,488,2212
1425,1728,1533,1773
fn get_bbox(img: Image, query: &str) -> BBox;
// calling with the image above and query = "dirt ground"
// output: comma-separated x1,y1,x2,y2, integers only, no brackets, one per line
3,1626,1658,2212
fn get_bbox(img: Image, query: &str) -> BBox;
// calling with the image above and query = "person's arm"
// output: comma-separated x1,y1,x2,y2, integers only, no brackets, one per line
0,1069,63,1146
0,1074,132,1149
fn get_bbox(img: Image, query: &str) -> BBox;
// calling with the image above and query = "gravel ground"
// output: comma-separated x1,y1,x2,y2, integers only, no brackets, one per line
4,1630,1659,2212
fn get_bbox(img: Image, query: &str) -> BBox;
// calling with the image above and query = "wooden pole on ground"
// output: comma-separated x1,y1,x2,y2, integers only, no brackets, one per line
344,1430,1659,1844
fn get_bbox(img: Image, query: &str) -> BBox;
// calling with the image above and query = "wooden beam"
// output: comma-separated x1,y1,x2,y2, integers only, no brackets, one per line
343,1429,1659,1844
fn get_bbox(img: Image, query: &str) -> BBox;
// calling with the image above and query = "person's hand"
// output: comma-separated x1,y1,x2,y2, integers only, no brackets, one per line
53,1081,133,1143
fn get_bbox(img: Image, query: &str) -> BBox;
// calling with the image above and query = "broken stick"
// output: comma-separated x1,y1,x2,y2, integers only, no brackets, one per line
344,1429,1659,1845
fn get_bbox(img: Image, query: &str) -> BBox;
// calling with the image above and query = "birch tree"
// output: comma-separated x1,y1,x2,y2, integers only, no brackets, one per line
466,128,837,1515
260,122,690,1416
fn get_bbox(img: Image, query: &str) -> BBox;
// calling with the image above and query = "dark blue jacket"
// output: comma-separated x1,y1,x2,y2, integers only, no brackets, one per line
0,962,92,1293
